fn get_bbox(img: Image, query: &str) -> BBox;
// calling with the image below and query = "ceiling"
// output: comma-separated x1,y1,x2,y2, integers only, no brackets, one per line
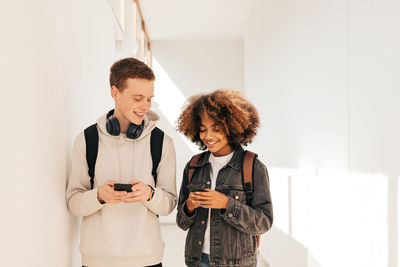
139,0,255,41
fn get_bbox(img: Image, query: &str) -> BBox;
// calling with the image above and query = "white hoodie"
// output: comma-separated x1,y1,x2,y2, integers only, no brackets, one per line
66,110,177,267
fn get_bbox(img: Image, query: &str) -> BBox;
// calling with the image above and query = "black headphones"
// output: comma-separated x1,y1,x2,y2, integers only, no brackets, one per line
106,109,144,139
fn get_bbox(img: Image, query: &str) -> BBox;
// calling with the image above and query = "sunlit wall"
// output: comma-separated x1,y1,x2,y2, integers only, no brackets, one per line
244,0,400,266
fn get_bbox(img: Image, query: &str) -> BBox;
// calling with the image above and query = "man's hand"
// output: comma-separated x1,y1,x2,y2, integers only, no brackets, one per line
188,189,229,209
121,180,152,203
97,180,127,204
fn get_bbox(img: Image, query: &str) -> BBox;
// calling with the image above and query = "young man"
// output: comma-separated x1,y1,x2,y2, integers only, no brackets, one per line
66,58,177,267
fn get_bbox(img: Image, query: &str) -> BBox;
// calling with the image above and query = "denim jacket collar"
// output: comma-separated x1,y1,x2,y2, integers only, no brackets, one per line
193,146,244,170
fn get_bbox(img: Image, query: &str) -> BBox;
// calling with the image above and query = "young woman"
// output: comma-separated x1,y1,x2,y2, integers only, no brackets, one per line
176,89,273,267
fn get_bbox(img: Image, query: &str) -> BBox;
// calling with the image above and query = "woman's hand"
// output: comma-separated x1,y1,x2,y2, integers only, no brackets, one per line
190,189,229,209
185,191,201,215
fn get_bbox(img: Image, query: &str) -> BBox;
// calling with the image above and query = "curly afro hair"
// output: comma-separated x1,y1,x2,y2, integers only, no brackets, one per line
177,89,260,150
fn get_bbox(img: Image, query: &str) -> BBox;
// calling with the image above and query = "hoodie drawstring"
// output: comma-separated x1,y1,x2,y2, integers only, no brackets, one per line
117,137,121,181
132,141,136,179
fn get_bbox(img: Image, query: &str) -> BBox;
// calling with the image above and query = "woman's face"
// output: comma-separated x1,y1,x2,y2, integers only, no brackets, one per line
199,112,233,157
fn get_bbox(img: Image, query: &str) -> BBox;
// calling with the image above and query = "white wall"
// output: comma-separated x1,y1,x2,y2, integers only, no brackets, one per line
152,40,244,97
244,0,400,267
348,2,400,266
0,0,122,266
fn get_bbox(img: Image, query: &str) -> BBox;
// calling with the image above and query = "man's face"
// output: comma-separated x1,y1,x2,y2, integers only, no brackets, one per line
112,78,154,125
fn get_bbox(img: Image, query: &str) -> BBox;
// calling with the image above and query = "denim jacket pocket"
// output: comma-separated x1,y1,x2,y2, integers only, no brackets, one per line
220,185,247,205
227,189,246,204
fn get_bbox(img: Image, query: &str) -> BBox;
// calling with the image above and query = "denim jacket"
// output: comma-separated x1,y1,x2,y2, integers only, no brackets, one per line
176,147,273,267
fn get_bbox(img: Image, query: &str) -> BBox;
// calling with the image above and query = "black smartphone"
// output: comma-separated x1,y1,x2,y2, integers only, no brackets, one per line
187,184,207,192
114,183,133,192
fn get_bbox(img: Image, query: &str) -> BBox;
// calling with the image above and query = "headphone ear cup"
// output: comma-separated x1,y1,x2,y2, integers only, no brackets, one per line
106,117,120,136
126,122,144,139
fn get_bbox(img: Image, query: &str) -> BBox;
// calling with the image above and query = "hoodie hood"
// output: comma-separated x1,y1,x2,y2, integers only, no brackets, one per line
96,109,160,141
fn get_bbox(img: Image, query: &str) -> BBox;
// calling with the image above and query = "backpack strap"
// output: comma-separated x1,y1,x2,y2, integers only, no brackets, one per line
242,150,261,248
84,123,99,190
84,124,164,190
242,150,257,206
150,127,164,185
188,153,202,184
242,150,260,248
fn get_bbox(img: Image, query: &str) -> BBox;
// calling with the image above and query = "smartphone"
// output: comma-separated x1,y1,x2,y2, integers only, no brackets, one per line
187,184,207,192
114,183,133,192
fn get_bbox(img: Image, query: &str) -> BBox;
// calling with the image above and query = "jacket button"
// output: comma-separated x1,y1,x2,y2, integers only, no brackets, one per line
198,241,202,246
201,220,205,224
228,213,233,218
235,195,239,200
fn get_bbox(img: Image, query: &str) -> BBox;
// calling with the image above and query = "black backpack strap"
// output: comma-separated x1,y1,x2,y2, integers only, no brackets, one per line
84,123,99,190
242,150,257,206
150,127,164,185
